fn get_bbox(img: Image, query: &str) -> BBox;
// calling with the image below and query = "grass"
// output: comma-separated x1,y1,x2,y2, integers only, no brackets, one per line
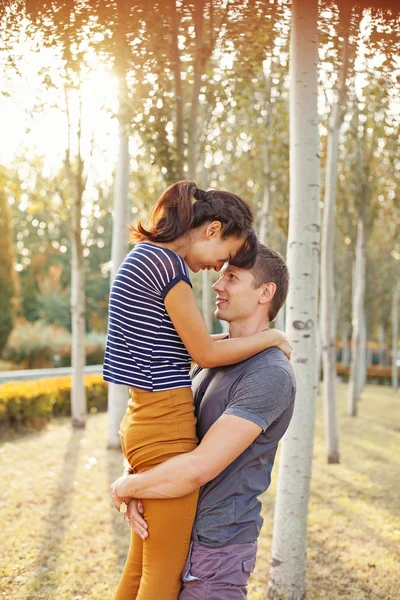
0,383,399,600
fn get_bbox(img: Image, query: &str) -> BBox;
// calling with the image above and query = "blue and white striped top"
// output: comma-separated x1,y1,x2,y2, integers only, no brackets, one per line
103,242,193,391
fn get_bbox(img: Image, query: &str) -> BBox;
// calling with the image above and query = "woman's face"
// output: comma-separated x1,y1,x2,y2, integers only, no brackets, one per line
184,223,246,273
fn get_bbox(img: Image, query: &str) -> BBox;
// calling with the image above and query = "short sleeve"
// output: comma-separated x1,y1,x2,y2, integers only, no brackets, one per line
137,245,192,299
224,366,294,431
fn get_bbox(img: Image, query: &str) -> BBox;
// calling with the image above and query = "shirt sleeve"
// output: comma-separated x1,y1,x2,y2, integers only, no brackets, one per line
224,365,294,431
139,246,192,299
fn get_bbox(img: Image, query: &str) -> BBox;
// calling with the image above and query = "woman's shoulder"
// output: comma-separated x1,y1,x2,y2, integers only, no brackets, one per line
127,242,189,282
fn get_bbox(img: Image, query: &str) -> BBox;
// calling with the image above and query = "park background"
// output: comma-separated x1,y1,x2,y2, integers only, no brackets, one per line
0,0,399,599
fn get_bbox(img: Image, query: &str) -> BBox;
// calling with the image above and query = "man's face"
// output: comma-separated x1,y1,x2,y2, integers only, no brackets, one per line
212,263,261,322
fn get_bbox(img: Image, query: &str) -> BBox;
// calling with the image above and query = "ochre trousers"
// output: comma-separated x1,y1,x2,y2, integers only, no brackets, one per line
115,386,199,600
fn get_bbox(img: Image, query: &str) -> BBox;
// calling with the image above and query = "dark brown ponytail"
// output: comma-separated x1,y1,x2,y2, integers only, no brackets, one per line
130,180,259,268
130,181,197,243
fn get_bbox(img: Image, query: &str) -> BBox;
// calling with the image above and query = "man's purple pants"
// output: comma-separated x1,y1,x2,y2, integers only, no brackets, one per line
178,540,258,600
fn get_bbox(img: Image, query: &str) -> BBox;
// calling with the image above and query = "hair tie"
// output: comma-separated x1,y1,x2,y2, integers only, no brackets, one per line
193,187,208,202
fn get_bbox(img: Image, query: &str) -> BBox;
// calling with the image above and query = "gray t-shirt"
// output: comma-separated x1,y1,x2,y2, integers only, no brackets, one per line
191,346,296,547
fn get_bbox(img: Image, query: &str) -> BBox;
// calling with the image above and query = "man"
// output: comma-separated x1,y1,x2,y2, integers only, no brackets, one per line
112,245,296,599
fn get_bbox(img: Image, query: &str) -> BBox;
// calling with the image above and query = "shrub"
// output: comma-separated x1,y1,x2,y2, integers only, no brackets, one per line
3,321,106,368
0,374,108,432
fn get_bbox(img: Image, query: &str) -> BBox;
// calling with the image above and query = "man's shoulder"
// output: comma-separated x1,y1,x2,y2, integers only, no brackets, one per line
239,347,295,382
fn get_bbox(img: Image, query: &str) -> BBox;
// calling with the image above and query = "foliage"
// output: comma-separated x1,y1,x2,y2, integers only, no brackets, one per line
0,373,107,432
3,320,105,368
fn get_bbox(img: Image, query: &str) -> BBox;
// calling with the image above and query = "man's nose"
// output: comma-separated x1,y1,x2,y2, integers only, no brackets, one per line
212,276,224,292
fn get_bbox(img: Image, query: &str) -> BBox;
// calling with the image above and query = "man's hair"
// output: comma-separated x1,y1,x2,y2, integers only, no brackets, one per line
249,245,289,321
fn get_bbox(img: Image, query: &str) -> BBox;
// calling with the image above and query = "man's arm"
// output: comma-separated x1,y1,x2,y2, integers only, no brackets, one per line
116,414,262,501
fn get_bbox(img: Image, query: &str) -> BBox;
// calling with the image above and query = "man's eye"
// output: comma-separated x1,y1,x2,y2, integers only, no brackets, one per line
229,274,235,280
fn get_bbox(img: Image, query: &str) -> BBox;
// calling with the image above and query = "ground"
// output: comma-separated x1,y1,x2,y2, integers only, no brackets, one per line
0,383,399,600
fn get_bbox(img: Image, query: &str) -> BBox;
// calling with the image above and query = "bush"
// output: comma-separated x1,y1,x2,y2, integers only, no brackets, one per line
0,374,108,432
3,321,106,368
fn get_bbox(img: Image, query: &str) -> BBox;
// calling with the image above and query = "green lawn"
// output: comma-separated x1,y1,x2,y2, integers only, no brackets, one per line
0,383,399,599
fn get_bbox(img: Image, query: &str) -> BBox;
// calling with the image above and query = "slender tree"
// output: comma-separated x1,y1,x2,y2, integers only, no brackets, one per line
320,5,353,463
267,0,321,598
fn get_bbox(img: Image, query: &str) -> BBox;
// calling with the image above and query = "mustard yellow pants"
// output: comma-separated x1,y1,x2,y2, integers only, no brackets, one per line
115,387,199,600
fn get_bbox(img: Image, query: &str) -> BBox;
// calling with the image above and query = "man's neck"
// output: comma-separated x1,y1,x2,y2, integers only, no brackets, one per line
228,316,270,339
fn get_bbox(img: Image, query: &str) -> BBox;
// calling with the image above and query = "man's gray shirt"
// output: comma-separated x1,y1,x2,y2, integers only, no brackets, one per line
191,346,296,548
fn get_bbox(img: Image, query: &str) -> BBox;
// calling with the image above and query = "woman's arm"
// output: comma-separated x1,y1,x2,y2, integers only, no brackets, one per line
164,281,291,368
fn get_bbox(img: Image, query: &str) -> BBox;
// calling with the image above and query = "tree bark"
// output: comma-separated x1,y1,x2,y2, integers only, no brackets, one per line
378,323,387,367
107,2,133,447
267,1,320,598
348,217,366,416
202,270,212,331
392,260,399,391
108,71,131,448
341,326,350,366
69,92,86,428
259,60,273,246
170,0,185,179
320,10,350,464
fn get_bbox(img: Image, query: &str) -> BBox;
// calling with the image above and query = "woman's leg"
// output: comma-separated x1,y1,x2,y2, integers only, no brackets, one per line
136,489,199,600
114,528,143,600
117,387,198,600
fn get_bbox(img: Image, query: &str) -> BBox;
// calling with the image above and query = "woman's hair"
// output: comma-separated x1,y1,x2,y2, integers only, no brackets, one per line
130,180,258,268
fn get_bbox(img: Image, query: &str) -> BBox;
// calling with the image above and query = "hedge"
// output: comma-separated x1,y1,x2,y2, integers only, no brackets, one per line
0,374,108,431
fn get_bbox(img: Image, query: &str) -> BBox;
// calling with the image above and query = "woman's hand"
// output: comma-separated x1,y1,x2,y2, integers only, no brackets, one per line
273,330,293,360
126,499,149,540
110,475,131,512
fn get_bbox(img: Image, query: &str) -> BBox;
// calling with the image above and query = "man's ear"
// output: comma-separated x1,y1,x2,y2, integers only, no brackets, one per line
259,282,276,304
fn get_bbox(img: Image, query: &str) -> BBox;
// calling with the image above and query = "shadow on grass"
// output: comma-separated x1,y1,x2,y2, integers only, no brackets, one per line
27,426,84,597
311,487,400,559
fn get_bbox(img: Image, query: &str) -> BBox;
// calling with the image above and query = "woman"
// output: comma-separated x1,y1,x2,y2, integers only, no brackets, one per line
104,181,290,600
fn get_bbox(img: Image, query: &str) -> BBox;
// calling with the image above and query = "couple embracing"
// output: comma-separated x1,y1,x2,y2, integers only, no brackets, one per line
103,181,296,600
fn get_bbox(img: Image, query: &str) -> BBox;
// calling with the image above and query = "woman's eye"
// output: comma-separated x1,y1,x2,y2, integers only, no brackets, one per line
229,274,235,280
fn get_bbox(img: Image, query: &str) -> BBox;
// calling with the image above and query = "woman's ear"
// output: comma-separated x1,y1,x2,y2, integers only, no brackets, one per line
259,282,276,304
206,221,222,239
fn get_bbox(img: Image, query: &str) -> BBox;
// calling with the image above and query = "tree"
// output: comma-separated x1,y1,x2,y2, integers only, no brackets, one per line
320,4,354,463
267,0,321,598
0,188,19,354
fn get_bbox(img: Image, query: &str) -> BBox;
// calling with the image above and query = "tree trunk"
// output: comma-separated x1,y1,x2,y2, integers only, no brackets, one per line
358,312,367,393
348,217,366,416
267,1,320,598
320,10,350,465
202,270,212,331
67,88,86,429
378,323,387,367
367,342,373,367
259,60,273,246
341,326,350,366
170,0,185,179
108,71,131,448
392,260,399,391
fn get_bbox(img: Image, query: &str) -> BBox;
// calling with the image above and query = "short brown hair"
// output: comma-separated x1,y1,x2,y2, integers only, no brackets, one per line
248,245,289,321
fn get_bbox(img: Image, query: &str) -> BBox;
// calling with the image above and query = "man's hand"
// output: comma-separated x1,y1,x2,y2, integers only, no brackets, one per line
126,499,148,540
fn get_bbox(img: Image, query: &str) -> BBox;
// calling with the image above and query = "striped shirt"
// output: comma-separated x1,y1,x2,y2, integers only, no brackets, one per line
103,242,193,391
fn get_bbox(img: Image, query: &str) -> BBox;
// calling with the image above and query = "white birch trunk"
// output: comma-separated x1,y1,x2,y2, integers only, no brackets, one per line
378,323,387,367
392,261,399,391
202,269,212,331
267,1,320,597
70,185,86,428
342,326,350,367
274,305,286,331
108,78,131,448
320,10,350,464
358,309,367,394
347,218,366,416
367,342,373,367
